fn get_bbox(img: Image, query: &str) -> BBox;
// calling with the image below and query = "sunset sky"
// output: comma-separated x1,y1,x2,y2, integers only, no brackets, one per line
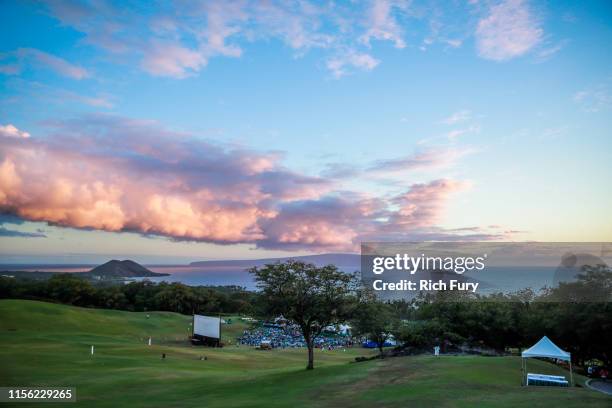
0,0,611,264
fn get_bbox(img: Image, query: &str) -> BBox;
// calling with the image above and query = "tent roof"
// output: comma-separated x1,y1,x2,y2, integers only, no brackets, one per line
522,336,570,360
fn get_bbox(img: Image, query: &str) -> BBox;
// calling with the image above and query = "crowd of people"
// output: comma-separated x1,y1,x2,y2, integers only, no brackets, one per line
237,324,353,349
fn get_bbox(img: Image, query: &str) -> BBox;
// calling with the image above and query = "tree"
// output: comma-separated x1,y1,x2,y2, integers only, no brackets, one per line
529,265,612,366
250,260,357,370
46,274,96,306
352,288,399,357
153,283,197,314
394,319,450,350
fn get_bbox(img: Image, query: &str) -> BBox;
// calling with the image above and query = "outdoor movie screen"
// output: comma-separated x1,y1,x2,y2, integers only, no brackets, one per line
193,315,221,339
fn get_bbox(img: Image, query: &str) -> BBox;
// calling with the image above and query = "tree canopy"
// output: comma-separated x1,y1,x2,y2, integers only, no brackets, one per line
250,260,357,369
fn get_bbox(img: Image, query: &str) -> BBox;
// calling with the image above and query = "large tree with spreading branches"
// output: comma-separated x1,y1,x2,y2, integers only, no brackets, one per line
250,260,357,370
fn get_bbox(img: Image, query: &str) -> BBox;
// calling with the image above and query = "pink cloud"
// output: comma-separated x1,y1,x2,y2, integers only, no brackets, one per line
0,115,330,244
257,195,387,251
0,48,89,79
388,179,470,229
33,0,550,80
0,115,504,251
252,1,333,50
359,0,409,49
326,50,380,78
37,0,390,79
475,0,543,61
141,42,208,78
369,148,474,173
257,179,482,251
0,124,30,139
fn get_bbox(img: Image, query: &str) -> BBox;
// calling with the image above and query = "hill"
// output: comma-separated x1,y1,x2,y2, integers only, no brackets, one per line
1,260,168,280
0,299,608,407
87,260,169,278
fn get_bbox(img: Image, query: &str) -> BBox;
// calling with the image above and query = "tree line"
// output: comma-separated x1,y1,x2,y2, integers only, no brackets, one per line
388,264,612,368
1,262,610,371
251,261,611,370
0,274,257,315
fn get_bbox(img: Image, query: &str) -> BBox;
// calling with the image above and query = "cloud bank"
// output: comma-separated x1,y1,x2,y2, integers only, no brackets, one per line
0,115,503,251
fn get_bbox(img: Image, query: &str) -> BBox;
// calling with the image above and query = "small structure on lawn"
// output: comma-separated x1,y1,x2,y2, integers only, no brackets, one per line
191,314,222,347
521,336,573,387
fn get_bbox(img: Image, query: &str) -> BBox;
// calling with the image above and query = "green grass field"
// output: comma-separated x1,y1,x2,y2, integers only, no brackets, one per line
0,299,609,407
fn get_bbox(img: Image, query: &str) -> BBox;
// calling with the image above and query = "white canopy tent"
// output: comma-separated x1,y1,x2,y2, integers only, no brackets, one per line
521,336,573,386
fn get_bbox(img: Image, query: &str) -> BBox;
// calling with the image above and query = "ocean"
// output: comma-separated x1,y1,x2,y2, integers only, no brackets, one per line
143,265,563,295
1,264,564,294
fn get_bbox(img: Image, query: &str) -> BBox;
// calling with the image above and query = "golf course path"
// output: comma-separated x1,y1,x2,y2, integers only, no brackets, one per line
587,380,612,396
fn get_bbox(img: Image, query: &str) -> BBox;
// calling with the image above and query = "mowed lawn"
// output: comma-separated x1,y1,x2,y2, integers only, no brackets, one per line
0,300,609,408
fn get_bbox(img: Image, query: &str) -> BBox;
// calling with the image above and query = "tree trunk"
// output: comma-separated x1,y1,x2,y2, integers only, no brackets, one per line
307,342,314,370
378,344,384,358
303,328,315,370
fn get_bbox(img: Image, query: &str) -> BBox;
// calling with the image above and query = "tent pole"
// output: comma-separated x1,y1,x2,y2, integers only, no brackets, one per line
525,358,528,386
569,359,574,387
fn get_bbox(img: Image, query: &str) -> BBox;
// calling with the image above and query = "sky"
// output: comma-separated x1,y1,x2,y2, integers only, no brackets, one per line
0,0,611,264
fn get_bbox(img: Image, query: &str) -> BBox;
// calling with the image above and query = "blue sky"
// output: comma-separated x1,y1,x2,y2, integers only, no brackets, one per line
0,0,611,264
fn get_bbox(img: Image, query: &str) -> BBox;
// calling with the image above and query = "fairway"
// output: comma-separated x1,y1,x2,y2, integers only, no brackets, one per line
0,300,609,407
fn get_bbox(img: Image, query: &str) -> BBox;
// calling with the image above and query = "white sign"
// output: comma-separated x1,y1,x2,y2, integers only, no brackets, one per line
193,315,221,339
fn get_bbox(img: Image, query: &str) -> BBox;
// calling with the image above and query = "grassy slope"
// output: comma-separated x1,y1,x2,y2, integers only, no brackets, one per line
0,299,609,408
